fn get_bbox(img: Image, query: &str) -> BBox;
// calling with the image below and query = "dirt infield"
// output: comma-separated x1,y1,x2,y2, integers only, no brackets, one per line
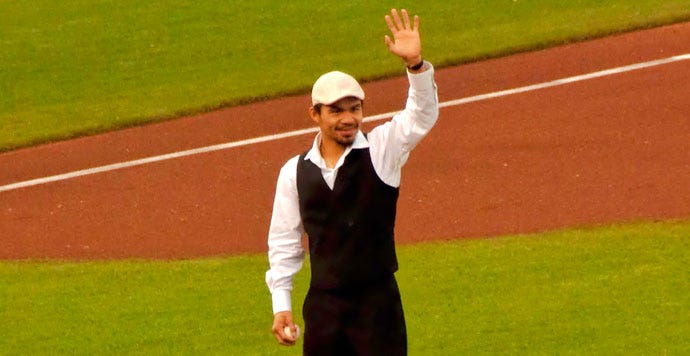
1,22,689,260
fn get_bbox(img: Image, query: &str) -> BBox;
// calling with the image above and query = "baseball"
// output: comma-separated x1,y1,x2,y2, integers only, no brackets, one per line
284,325,301,340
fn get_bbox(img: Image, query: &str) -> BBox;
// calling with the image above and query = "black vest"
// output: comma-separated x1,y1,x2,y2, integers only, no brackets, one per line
297,148,400,290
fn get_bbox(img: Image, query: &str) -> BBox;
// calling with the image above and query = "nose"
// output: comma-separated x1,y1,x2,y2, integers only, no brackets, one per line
339,114,357,126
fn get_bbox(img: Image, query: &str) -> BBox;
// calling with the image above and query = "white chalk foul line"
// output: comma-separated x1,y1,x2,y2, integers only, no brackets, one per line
439,53,690,108
0,126,319,193
1,53,688,193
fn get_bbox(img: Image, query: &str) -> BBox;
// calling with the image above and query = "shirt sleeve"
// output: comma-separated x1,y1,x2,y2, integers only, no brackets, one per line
368,62,439,187
265,155,305,314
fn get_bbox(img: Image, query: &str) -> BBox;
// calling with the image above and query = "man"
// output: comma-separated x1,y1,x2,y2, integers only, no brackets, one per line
265,8,438,355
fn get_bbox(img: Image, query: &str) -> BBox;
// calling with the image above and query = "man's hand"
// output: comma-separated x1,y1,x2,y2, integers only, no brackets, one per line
384,9,423,68
272,311,297,346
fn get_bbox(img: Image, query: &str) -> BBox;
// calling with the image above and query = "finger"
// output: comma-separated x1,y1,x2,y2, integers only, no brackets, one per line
384,15,397,34
384,35,393,48
401,9,411,29
391,8,403,30
272,328,285,344
273,327,295,346
413,15,420,32
283,329,296,345
286,326,297,343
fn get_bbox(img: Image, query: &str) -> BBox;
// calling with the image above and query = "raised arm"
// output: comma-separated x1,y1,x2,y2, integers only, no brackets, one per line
367,8,438,188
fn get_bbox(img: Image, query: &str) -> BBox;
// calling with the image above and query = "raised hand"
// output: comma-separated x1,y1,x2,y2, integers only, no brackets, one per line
384,9,422,68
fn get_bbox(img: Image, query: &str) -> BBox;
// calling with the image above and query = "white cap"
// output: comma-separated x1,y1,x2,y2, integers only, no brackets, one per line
311,71,365,106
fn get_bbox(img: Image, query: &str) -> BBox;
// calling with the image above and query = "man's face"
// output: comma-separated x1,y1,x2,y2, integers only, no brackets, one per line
310,97,364,147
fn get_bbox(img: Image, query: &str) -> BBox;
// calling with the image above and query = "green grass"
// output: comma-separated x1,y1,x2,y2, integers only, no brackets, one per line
2,0,690,151
402,222,690,354
1,221,688,354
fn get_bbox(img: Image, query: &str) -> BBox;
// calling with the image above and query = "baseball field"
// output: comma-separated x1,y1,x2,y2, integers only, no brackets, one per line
1,1,690,354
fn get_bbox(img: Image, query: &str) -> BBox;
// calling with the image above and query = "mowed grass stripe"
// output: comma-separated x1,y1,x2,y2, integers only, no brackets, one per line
1,221,688,354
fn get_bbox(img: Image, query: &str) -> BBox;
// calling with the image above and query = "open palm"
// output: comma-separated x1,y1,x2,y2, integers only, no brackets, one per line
384,9,422,66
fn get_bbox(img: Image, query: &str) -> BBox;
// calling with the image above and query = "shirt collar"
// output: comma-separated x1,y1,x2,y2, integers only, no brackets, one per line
304,130,369,167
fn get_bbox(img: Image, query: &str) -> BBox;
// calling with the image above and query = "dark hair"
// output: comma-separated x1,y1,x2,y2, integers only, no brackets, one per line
312,99,364,114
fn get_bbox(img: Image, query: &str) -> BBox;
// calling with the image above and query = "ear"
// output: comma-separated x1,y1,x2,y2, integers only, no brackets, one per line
308,106,321,125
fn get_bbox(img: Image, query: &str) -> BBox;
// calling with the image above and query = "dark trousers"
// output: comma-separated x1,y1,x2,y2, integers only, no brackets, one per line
302,276,407,356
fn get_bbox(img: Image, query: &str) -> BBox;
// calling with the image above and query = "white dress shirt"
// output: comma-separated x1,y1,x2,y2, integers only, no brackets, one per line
266,63,439,314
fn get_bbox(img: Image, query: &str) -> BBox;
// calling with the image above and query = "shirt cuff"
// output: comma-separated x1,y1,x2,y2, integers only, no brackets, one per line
407,61,435,90
272,289,292,314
